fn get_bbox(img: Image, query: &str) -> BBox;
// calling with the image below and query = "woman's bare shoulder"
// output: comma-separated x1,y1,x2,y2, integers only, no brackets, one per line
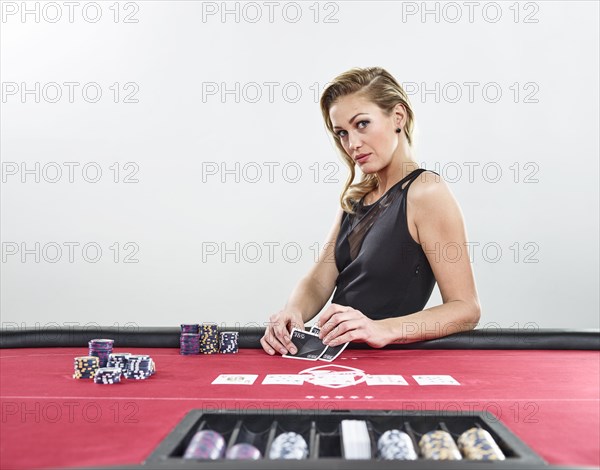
409,170,460,222
409,170,448,198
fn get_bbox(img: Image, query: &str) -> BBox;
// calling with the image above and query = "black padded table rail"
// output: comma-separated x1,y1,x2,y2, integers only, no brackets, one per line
1,326,598,350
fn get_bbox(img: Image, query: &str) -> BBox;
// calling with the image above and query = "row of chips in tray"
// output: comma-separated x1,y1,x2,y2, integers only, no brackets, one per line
183,429,308,460
180,420,506,461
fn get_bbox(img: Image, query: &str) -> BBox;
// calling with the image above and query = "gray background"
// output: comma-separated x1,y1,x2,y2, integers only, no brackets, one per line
1,1,598,330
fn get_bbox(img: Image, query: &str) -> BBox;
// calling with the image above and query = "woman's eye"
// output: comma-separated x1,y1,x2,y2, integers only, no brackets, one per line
336,121,369,138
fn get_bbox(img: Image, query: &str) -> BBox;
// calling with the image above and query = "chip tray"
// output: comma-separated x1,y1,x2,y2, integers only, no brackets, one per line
146,409,546,468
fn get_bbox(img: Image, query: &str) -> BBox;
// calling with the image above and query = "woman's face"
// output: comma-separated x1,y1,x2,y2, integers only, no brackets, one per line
329,94,400,172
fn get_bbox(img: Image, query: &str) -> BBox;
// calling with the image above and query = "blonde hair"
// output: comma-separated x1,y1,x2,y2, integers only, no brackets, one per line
320,67,416,214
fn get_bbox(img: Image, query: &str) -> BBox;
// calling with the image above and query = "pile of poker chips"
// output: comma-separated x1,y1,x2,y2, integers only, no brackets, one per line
225,443,261,460
88,339,114,367
200,324,219,354
341,420,371,459
377,429,417,460
180,333,200,355
124,354,156,380
107,352,131,371
219,331,239,354
183,430,226,460
457,427,506,460
418,430,462,460
268,432,308,459
94,367,122,384
73,356,99,379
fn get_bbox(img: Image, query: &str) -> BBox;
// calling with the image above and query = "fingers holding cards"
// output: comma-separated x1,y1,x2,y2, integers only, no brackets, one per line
283,327,349,362
283,328,327,361
316,304,347,329
317,305,355,342
310,323,348,361
264,311,302,355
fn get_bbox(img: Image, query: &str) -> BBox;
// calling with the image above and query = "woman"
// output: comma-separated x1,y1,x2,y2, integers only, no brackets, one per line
260,67,481,355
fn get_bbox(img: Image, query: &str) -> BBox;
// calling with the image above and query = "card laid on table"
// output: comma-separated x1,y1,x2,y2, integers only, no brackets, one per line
412,375,461,385
211,374,258,385
365,375,409,386
283,328,328,361
262,374,305,385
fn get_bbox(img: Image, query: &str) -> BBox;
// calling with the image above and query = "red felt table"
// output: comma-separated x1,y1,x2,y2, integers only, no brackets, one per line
0,347,598,469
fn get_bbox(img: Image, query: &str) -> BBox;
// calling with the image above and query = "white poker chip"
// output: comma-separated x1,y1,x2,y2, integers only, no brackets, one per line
378,430,418,461
378,429,413,451
268,432,308,459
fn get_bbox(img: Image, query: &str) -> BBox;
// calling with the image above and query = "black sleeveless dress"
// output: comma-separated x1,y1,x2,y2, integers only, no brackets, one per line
331,168,438,320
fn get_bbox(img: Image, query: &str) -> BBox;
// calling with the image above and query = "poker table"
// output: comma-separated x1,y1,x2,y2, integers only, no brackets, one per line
1,327,599,470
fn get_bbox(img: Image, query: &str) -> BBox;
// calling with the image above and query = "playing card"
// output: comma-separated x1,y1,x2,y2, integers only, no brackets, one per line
318,341,349,362
412,375,460,385
310,372,357,387
283,328,328,361
211,374,258,385
365,375,409,385
309,324,349,362
262,374,305,385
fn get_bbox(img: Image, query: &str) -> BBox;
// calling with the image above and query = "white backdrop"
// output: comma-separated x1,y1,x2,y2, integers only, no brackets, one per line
1,1,598,331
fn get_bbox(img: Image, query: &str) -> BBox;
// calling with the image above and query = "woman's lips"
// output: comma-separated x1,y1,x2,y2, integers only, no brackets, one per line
356,153,371,163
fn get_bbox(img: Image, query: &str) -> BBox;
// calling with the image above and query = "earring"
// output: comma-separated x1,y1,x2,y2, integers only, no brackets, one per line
395,128,402,133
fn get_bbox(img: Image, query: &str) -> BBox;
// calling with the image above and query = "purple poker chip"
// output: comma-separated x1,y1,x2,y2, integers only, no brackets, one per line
88,339,114,367
225,443,262,460
180,333,200,355
183,430,226,460
181,324,200,334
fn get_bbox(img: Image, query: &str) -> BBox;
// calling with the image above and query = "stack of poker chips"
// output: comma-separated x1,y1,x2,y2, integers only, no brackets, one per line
219,331,239,354
268,432,308,459
180,333,200,355
340,420,371,459
124,354,155,380
94,367,122,384
88,339,114,367
183,430,226,460
107,352,131,372
180,324,200,355
225,443,262,460
73,356,99,379
200,324,219,354
418,430,462,460
377,429,418,460
457,427,505,460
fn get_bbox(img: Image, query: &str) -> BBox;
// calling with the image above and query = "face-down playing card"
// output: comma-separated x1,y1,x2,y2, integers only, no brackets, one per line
310,324,349,362
283,328,328,361
318,341,349,362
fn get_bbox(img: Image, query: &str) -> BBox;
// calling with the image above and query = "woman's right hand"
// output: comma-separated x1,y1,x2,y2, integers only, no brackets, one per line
260,309,304,356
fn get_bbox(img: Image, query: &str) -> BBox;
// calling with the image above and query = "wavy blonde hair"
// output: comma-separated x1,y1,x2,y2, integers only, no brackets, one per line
320,67,416,214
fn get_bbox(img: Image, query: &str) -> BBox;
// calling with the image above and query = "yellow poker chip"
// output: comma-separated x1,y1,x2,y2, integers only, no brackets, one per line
73,355,100,379
75,356,99,362
419,431,462,460
457,428,505,460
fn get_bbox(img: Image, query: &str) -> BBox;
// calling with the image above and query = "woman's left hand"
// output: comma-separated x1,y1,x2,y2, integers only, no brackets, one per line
317,303,390,349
